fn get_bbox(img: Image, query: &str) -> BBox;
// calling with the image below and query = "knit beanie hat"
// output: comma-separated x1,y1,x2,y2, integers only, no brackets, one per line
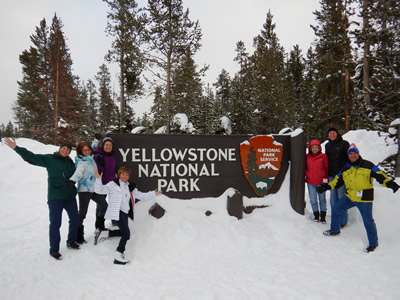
59,142,73,151
347,143,359,155
327,127,338,134
102,137,113,146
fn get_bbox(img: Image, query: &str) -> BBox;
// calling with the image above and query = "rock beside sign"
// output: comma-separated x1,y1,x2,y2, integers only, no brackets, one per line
149,203,166,219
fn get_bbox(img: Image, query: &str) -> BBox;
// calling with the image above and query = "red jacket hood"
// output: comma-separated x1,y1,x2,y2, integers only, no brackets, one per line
308,140,322,153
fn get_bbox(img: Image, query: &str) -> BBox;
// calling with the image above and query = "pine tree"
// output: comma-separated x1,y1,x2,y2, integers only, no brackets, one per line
5,121,15,137
13,19,51,141
231,41,256,134
96,64,118,133
189,83,214,134
172,50,204,124
251,11,288,134
246,147,258,173
311,0,355,134
135,112,152,132
86,79,99,134
213,69,232,117
199,84,217,134
150,85,168,131
145,0,202,133
74,79,94,141
104,0,145,132
47,14,80,144
13,15,79,144
301,47,321,138
354,0,400,127
286,45,306,129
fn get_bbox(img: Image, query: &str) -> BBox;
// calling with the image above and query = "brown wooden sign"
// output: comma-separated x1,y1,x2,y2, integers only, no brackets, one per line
109,134,291,199
240,136,283,196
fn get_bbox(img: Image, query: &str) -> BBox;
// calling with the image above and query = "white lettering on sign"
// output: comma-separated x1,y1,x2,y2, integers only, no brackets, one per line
253,147,281,163
119,148,236,163
257,148,281,152
137,163,220,177
158,178,200,192
118,147,235,192
260,157,279,162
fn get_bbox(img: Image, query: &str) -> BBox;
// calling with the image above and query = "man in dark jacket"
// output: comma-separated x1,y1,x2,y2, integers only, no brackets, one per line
325,128,350,227
4,138,80,260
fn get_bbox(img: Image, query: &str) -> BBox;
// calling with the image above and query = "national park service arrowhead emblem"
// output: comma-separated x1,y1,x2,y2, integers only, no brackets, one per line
239,136,283,196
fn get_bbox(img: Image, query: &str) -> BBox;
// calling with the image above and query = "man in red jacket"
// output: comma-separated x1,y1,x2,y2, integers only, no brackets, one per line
306,140,329,223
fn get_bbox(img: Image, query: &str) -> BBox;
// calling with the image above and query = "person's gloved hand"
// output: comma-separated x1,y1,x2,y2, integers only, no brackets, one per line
96,155,105,167
317,183,331,193
67,180,76,190
386,181,399,193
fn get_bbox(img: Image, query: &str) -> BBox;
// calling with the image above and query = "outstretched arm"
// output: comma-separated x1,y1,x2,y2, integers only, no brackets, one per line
132,188,162,201
4,137,49,168
370,165,399,193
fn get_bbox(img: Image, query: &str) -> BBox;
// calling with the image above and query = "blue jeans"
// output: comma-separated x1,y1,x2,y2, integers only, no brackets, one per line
48,198,79,255
331,195,378,247
115,211,131,253
307,183,326,212
329,176,348,225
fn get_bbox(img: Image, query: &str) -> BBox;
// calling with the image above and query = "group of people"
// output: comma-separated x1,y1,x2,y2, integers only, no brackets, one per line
4,127,400,261
305,128,399,252
4,136,161,264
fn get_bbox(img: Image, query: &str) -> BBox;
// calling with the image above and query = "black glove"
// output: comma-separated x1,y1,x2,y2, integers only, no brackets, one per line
96,155,105,167
317,183,331,193
67,180,76,190
386,181,399,193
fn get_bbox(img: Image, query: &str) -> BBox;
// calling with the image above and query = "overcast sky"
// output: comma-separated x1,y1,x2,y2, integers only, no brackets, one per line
0,0,320,126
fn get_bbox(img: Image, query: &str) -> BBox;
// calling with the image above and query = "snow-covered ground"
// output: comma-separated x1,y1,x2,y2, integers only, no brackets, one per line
1,130,400,300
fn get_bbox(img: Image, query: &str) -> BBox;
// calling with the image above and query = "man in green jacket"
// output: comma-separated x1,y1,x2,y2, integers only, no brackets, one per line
317,143,399,252
4,138,80,260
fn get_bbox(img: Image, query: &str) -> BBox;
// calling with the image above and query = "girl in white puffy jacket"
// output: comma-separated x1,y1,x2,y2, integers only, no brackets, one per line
94,166,162,264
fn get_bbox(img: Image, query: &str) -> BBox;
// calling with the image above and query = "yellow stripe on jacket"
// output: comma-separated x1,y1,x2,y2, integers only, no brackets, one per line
328,158,390,203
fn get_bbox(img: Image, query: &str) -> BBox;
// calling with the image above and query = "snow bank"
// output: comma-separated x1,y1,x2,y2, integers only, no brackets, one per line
1,131,400,300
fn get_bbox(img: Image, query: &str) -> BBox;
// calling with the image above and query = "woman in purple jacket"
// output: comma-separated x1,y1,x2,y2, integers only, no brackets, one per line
92,137,117,243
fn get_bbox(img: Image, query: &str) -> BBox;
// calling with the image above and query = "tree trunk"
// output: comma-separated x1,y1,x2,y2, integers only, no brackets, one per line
166,53,172,134
343,2,351,131
362,0,371,106
54,62,60,144
120,53,125,133
344,67,350,131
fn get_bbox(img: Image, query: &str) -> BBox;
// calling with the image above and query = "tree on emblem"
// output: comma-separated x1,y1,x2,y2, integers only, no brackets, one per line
246,147,258,174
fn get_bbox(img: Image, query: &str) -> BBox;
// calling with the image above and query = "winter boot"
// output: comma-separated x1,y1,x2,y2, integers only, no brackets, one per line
67,242,81,250
95,216,106,230
50,252,63,260
313,211,320,222
113,250,130,265
77,225,86,244
320,211,327,224
323,230,340,236
365,245,378,253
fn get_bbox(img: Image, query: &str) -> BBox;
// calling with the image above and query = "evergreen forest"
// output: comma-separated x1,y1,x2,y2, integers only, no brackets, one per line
2,0,399,144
